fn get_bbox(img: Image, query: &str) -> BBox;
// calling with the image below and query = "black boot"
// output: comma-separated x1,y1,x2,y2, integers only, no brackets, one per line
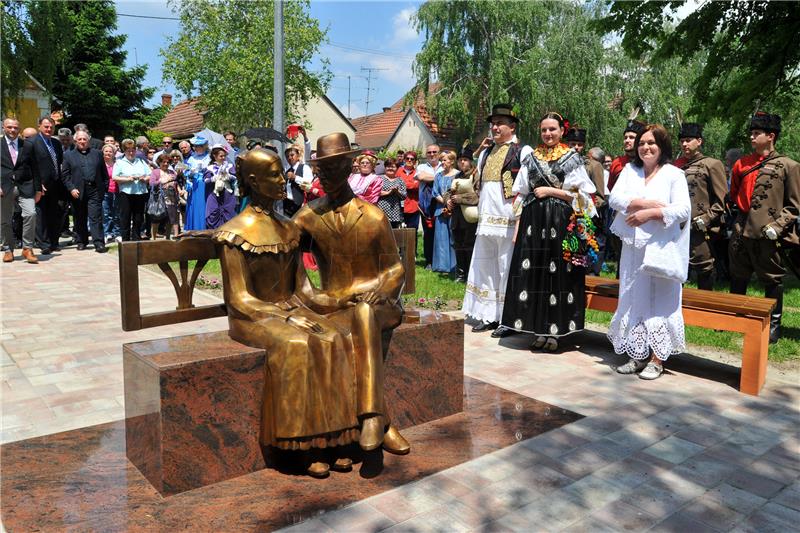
697,270,714,291
730,277,749,295
764,284,783,344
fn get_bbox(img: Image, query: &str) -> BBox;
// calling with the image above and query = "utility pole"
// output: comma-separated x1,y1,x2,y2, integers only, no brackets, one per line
273,0,284,143
360,66,387,116
347,75,351,119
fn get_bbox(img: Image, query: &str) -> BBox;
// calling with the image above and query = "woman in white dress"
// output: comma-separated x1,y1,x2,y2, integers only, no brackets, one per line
607,124,691,380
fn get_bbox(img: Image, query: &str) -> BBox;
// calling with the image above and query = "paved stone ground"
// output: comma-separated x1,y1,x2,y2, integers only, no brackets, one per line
2,245,798,532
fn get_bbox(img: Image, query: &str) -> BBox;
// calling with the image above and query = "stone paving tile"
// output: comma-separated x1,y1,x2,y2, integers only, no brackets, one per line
587,500,661,532
702,483,767,515
626,472,708,519
649,512,721,533
724,467,788,499
772,486,800,512
679,495,746,531
318,502,395,532
670,453,740,489
736,502,800,533
641,436,706,464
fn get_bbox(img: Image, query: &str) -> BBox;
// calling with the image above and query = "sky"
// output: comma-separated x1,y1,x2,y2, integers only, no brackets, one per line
114,0,425,120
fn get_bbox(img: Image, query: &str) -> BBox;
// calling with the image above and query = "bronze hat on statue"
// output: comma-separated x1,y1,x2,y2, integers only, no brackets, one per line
310,132,362,163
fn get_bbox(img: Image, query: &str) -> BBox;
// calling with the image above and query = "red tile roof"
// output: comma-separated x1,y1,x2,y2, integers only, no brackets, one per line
351,83,460,150
155,99,205,139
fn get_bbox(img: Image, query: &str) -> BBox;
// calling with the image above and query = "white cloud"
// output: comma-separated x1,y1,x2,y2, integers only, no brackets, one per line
392,7,418,42
673,0,701,22
336,100,364,119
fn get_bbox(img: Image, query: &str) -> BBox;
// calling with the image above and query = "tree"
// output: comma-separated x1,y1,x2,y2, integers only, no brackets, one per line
1,0,72,103
598,1,800,143
2,1,154,136
160,0,330,132
410,1,708,155
52,1,153,136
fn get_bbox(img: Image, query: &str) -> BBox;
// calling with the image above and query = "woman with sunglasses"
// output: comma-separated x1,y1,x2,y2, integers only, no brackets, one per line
397,151,420,233
500,112,597,352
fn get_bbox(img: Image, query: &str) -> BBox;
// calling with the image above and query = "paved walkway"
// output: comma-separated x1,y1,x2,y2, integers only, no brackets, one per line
2,245,798,532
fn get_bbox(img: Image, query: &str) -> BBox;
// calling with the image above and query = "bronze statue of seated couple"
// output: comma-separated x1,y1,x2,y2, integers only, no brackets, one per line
208,133,409,477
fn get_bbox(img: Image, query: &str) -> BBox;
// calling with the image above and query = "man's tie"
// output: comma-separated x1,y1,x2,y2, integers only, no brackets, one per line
9,140,17,166
41,134,58,174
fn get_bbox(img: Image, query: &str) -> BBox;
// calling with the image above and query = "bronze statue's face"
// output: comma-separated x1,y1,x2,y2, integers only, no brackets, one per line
239,149,286,201
315,157,353,196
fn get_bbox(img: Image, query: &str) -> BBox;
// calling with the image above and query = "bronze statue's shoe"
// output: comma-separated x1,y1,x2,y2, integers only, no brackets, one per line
382,425,410,455
359,416,385,451
307,461,330,478
331,457,353,472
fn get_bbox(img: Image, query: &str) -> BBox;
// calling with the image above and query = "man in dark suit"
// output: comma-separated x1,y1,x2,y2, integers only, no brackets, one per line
2,117,39,263
29,116,65,254
62,130,108,252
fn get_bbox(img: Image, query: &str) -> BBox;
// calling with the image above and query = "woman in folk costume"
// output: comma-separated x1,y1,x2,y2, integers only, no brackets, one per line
204,144,238,229
607,124,690,380
213,148,360,478
501,112,597,352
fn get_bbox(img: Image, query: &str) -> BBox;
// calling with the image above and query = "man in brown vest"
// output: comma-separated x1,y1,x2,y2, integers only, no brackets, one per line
674,122,728,290
729,112,799,343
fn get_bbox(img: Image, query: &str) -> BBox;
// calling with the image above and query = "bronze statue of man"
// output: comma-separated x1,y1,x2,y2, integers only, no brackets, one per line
294,132,410,456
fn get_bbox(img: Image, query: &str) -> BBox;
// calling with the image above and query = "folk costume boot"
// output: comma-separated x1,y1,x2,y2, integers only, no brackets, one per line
359,415,385,451
764,284,783,344
696,270,714,291
730,277,749,295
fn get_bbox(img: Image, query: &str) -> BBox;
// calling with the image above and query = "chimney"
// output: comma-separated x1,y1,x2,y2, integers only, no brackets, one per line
161,93,173,108
382,107,391,113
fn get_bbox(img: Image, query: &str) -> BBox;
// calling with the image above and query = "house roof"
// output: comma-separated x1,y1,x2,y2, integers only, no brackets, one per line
351,83,461,150
155,99,205,139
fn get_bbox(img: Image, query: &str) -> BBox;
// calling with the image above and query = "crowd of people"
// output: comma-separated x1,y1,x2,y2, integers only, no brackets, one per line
2,104,797,381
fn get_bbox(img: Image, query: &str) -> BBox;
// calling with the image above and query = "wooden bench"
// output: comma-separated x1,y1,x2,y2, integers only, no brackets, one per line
584,275,776,396
119,228,417,331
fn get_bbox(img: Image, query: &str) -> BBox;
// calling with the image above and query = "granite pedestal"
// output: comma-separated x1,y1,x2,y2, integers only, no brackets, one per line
124,310,464,495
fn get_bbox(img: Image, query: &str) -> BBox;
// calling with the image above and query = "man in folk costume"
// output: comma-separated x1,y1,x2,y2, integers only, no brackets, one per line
605,119,646,273
673,122,728,291
462,104,533,334
729,112,799,343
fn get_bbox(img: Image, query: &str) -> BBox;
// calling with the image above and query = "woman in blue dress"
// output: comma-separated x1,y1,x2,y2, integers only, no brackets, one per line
431,150,458,273
204,144,238,229
183,136,211,230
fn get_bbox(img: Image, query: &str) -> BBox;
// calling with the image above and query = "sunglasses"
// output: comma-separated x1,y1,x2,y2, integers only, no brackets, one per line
163,141,172,145
426,151,439,155
405,157,416,161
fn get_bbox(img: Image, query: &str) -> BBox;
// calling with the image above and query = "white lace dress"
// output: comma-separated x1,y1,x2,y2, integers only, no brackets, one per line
607,163,691,361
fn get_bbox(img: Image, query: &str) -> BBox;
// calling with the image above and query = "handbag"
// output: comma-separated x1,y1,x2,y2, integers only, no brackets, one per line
641,228,688,282
146,184,168,221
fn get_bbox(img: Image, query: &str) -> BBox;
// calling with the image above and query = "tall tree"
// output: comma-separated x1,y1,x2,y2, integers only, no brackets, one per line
410,1,707,155
52,1,153,135
599,1,800,138
160,0,330,132
1,0,72,103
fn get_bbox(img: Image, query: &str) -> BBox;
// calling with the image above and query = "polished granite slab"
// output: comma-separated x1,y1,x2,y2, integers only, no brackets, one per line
124,310,464,495
1,378,581,532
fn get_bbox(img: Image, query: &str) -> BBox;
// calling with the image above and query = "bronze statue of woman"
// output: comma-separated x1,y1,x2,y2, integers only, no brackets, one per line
213,148,362,477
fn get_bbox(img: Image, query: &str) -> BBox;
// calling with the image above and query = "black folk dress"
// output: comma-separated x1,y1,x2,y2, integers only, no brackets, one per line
501,147,595,337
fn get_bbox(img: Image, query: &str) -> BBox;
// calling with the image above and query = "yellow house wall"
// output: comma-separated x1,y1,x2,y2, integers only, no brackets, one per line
293,96,355,146
386,113,435,154
2,97,43,129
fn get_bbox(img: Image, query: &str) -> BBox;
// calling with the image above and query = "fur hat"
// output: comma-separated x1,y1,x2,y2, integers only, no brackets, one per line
750,112,781,134
565,128,587,143
678,123,704,139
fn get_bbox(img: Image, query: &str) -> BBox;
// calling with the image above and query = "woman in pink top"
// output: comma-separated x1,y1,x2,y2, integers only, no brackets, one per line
347,153,382,204
102,143,120,242
149,153,181,239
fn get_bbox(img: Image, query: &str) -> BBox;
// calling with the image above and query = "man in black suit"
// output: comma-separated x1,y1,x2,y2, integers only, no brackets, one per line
2,117,39,263
30,116,65,254
62,130,108,252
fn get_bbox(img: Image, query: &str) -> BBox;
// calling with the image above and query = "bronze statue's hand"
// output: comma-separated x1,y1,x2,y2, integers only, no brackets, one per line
275,301,294,311
357,291,385,305
287,315,323,333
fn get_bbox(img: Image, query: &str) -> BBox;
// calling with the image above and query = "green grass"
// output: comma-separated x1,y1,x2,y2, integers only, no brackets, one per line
174,237,798,363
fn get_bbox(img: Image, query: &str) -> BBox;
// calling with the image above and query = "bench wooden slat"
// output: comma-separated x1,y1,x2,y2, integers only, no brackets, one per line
585,276,774,319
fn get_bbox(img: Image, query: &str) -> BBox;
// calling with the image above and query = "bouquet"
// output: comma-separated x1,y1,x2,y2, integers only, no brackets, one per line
562,210,600,267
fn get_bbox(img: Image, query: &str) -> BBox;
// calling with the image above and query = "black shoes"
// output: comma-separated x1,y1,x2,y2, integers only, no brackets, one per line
95,243,107,254
491,326,514,338
76,243,87,250
472,321,499,333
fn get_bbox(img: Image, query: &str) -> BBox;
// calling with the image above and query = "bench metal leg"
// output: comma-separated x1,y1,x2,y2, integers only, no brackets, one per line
739,319,770,396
